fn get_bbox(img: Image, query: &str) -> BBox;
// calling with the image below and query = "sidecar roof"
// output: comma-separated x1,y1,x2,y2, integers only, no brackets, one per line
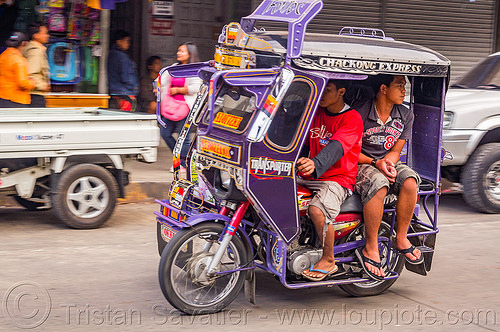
250,31,450,77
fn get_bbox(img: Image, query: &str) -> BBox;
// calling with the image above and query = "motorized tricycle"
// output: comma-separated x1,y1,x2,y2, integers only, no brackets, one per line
154,0,450,315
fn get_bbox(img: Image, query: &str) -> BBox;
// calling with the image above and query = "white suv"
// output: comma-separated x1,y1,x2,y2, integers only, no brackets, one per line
442,52,500,213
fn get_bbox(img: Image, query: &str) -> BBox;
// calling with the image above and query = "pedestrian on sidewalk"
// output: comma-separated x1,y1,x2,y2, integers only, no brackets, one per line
108,30,139,111
159,42,202,171
23,23,51,107
0,32,36,107
139,55,162,114
0,0,18,54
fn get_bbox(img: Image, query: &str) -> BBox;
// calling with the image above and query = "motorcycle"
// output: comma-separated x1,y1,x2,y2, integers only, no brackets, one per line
154,0,450,315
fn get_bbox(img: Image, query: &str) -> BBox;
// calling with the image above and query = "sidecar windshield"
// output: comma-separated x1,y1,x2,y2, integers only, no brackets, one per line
203,84,257,133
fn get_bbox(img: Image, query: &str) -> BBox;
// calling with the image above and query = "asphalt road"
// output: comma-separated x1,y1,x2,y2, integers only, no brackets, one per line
0,194,499,331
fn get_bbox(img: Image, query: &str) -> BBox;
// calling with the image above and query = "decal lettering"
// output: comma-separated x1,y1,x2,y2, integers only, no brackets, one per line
16,134,64,141
200,139,232,159
263,0,306,16
214,112,243,129
314,57,423,74
250,157,293,178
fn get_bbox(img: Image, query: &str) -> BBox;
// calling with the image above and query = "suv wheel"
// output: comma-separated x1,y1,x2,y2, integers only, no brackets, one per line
461,143,500,213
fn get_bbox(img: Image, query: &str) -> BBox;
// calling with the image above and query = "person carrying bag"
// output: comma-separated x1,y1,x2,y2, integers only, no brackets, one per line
159,42,202,172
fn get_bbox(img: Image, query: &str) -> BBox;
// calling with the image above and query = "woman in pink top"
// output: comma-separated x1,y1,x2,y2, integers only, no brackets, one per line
160,42,202,171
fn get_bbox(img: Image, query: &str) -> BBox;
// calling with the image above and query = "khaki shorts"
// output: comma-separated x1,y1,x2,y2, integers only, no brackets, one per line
354,162,421,205
297,178,350,224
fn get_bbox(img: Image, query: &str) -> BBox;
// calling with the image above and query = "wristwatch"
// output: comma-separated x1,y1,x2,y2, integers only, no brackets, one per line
371,158,378,167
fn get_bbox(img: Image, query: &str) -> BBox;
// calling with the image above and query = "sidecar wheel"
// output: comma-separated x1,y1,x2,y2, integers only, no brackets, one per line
338,221,404,297
158,222,248,314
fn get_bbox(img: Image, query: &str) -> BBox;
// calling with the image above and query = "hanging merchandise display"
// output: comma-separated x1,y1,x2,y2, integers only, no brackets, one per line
48,41,80,83
38,1,103,87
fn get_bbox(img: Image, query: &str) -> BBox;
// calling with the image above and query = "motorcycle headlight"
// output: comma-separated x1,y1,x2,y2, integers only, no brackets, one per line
220,169,232,190
443,111,454,129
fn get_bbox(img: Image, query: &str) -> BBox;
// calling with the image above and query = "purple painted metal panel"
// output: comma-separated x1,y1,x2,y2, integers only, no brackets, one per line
240,0,323,59
316,72,368,81
157,210,232,230
411,103,442,182
164,62,210,78
246,0,322,21
222,70,279,107
244,69,327,243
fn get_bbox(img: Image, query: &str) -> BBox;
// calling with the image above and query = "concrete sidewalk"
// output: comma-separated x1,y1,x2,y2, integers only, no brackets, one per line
119,145,175,204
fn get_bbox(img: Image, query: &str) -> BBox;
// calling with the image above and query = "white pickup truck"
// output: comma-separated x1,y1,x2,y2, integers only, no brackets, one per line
0,108,159,228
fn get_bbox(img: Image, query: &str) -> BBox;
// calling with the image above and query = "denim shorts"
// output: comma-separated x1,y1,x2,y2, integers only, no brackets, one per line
354,162,421,205
297,179,350,223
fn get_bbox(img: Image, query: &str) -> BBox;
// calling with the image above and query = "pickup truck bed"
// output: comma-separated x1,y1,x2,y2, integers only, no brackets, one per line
0,107,160,228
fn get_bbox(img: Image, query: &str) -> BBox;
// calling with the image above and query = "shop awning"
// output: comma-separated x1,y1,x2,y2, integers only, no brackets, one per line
87,0,128,10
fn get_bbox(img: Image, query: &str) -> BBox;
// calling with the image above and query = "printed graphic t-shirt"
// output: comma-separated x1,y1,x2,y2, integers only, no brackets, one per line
302,106,363,190
355,100,414,159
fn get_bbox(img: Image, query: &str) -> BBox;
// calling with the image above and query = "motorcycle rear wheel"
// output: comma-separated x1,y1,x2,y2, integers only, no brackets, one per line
158,222,248,314
338,220,404,297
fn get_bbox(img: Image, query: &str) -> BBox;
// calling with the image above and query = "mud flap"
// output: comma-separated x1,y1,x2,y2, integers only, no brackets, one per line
405,223,437,276
244,269,256,305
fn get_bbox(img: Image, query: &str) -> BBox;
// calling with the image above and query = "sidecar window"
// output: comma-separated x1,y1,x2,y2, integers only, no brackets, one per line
267,81,311,148
203,84,256,133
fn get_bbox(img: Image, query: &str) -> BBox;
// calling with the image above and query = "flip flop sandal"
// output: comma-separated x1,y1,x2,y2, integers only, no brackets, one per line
302,263,339,282
355,247,385,281
399,245,424,265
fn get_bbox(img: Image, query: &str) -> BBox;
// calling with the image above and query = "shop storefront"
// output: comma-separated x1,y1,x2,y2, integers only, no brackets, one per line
6,0,127,107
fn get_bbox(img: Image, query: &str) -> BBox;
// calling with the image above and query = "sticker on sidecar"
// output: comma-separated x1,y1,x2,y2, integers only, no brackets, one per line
161,224,177,242
250,157,294,179
198,137,241,164
213,112,243,129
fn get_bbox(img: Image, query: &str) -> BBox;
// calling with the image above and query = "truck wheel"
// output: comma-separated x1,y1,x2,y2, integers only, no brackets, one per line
462,143,500,213
52,164,118,229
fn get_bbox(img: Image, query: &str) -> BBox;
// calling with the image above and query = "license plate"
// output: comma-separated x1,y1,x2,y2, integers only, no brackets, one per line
161,224,177,242
214,50,242,67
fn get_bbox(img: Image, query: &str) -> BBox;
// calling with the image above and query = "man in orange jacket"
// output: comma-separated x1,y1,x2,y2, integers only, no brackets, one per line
0,32,36,107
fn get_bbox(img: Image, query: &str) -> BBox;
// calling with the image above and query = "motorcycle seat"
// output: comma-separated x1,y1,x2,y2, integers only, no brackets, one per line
340,193,363,213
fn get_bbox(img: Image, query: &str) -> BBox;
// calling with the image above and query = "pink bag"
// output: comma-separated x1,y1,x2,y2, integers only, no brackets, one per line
160,85,190,121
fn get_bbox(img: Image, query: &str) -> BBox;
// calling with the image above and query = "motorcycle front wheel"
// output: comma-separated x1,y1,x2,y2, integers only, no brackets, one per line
158,222,248,314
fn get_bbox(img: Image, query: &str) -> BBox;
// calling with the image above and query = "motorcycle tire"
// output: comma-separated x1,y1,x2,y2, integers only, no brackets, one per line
158,222,248,315
338,221,404,297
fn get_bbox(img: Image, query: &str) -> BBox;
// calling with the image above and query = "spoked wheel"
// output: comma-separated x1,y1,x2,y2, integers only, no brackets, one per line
338,220,404,296
158,222,248,314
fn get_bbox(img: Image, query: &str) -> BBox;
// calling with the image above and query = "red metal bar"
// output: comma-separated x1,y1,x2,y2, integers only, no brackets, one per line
219,206,230,216
226,201,250,235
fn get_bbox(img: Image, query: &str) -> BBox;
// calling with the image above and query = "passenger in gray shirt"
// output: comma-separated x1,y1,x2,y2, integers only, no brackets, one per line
353,75,423,281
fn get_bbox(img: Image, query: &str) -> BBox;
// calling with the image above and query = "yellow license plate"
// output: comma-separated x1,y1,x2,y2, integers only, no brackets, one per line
215,51,242,67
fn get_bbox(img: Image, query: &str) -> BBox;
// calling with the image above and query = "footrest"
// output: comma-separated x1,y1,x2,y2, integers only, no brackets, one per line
404,245,434,276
